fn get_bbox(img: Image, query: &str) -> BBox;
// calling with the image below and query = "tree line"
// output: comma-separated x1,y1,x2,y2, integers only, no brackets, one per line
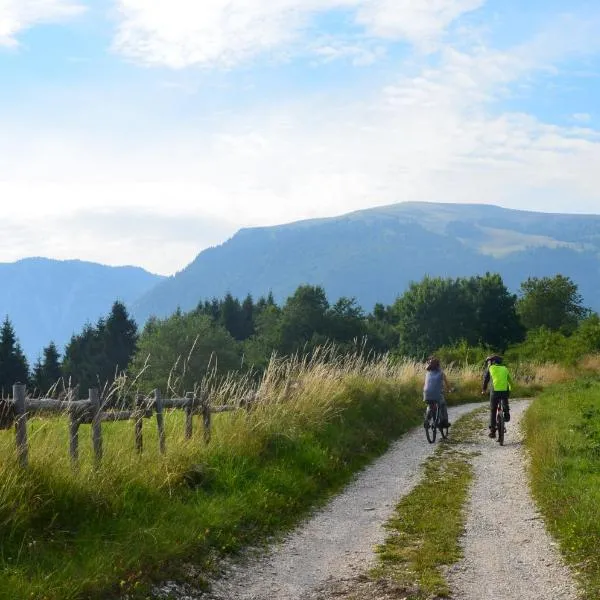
1,273,597,397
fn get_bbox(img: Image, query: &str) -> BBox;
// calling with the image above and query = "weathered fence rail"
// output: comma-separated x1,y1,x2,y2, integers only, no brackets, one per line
0,384,254,468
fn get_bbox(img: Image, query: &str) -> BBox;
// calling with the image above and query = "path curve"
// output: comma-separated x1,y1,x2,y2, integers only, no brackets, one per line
446,400,579,600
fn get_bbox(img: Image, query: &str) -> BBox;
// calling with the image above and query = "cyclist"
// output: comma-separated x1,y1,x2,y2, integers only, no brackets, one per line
482,355,513,438
423,356,451,429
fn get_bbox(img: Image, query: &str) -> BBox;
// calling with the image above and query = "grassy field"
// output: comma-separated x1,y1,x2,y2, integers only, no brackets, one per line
524,372,600,599
0,353,535,599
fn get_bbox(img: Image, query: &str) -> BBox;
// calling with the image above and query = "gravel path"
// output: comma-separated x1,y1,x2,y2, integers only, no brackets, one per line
447,400,579,600
155,400,580,600
155,403,479,600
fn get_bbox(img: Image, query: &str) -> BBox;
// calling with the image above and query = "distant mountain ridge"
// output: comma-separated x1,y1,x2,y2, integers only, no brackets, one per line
132,202,600,322
0,258,163,362
6,203,599,362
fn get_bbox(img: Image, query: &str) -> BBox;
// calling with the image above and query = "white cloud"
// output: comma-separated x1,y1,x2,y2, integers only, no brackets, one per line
355,0,484,48
112,0,485,68
0,0,85,46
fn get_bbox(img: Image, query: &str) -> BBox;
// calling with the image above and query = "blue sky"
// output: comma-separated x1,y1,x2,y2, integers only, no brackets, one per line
1,0,599,274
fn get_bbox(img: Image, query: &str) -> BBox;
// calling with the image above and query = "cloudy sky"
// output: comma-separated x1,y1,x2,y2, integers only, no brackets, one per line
1,0,599,275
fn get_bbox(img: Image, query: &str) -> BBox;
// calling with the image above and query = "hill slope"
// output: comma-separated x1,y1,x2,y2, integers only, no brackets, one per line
0,258,163,362
133,202,600,321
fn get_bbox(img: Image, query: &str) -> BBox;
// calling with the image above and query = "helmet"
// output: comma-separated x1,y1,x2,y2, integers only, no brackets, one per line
486,355,502,365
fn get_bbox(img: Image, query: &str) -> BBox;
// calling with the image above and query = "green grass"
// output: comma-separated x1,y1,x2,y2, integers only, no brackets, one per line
524,378,600,599
0,377,432,600
371,409,482,599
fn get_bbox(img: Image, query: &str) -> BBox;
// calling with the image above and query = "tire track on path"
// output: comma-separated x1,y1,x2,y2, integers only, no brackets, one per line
446,400,579,600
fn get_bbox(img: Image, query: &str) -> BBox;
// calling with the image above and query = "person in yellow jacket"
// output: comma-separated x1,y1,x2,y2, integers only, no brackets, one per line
482,355,513,439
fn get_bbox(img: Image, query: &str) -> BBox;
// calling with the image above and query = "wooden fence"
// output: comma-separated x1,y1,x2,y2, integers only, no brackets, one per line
0,384,250,468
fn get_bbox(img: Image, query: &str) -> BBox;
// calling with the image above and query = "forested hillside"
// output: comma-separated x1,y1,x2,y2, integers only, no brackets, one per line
133,202,600,322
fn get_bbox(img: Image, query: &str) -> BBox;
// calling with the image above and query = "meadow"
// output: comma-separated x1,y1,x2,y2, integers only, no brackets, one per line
524,358,600,599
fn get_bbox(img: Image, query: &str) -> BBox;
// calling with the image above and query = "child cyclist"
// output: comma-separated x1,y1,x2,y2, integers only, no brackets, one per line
423,357,451,428
482,355,513,438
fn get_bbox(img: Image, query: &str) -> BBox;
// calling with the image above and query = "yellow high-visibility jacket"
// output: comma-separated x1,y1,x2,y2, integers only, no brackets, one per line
483,364,513,392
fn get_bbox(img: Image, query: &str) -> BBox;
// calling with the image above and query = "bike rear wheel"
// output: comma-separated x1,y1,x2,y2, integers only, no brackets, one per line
496,409,505,446
425,404,438,444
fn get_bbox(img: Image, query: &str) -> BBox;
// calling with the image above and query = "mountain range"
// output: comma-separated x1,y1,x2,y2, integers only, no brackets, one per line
132,202,600,321
2,203,599,361
0,258,163,363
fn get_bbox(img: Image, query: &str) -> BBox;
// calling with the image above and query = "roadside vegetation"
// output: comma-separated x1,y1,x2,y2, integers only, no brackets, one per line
524,361,600,599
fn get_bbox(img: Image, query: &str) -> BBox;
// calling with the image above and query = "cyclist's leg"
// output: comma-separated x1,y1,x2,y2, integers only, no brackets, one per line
501,391,510,422
489,393,498,436
439,395,449,426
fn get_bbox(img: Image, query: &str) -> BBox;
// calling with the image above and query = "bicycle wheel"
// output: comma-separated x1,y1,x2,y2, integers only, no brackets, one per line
425,405,437,444
496,409,505,446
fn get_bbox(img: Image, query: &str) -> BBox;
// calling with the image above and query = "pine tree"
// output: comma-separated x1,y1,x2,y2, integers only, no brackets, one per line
32,342,62,396
0,317,29,396
102,301,138,381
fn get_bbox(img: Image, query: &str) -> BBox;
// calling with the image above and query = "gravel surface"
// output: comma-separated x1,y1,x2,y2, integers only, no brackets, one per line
446,400,579,600
154,400,580,600
154,403,479,600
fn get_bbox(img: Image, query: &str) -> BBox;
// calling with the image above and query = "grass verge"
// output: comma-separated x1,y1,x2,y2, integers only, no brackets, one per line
371,408,484,599
524,378,600,598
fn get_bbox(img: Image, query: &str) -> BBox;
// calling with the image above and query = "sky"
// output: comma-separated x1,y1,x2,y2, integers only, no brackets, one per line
1,0,599,275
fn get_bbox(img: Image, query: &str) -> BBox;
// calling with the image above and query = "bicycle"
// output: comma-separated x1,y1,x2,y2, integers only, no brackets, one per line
424,400,449,444
495,397,507,446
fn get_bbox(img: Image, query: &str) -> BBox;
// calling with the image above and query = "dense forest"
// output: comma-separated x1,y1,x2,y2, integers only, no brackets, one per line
0,272,598,398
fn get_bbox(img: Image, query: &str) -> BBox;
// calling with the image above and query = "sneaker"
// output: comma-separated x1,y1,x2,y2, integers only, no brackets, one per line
488,430,496,439
504,411,511,423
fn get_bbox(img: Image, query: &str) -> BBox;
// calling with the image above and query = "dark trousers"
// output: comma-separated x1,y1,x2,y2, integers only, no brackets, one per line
489,391,510,430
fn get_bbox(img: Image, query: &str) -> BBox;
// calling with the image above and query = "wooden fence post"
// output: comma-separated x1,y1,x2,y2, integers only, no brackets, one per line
202,390,211,444
154,389,166,455
14,383,28,468
185,392,194,440
90,388,103,465
135,393,144,454
69,410,80,465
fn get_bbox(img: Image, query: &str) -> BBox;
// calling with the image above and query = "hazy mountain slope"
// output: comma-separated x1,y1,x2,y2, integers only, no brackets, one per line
133,202,600,321
0,258,163,362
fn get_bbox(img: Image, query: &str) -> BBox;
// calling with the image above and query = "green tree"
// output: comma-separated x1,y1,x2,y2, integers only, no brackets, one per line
279,285,330,354
393,274,523,357
393,277,472,357
463,273,524,351
0,317,29,396
101,301,138,381
62,323,104,392
517,275,587,334
32,341,62,396
326,297,366,346
242,303,283,369
131,312,241,394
